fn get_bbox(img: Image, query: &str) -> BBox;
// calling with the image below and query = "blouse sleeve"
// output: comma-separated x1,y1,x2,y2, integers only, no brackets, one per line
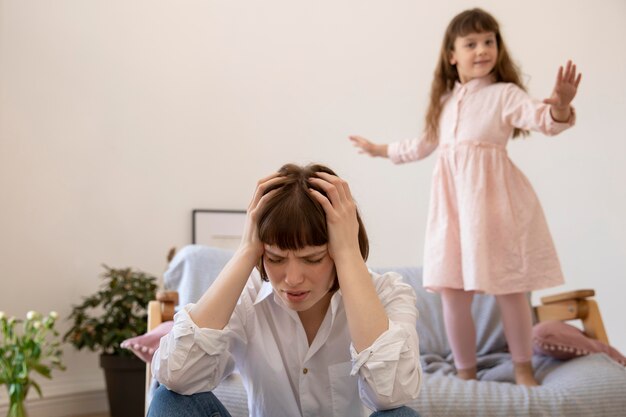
501,83,576,136
151,297,250,395
387,133,438,164
349,272,422,410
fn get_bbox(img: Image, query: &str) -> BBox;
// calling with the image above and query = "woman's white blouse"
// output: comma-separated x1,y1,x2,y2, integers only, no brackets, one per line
152,270,422,417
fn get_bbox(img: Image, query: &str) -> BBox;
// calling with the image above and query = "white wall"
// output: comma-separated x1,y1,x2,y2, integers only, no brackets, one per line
1,0,624,410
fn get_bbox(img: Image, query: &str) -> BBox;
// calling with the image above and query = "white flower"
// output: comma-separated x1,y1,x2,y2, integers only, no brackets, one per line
0,311,5,320
33,321,42,329
26,311,37,320
49,311,58,320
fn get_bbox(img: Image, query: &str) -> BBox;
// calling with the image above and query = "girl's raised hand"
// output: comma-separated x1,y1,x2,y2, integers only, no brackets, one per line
348,135,388,158
307,172,361,261
239,172,282,259
543,60,582,110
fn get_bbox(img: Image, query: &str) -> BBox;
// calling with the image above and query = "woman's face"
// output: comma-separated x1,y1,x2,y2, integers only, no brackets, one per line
263,244,336,313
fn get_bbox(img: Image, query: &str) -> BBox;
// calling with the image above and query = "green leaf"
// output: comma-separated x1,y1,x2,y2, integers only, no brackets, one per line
32,380,43,397
32,363,52,379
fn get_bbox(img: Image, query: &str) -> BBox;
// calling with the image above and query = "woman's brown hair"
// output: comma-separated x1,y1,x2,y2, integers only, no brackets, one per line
425,8,528,142
256,163,369,282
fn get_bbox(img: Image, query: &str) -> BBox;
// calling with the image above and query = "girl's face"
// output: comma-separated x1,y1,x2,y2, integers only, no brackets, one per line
263,244,336,314
450,31,498,84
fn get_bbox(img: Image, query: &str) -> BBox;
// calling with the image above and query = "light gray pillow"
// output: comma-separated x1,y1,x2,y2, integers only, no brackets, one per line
164,245,234,307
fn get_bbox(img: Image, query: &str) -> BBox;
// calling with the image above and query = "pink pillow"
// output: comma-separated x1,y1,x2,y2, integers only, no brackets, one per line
532,320,625,365
121,321,174,363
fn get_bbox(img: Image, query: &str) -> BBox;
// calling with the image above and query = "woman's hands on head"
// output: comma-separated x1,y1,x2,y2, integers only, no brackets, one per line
239,172,282,261
544,60,582,122
189,173,284,330
308,172,361,261
239,166,365,268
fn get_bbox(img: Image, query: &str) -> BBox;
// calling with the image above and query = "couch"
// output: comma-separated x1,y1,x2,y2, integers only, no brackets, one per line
142,245,626,417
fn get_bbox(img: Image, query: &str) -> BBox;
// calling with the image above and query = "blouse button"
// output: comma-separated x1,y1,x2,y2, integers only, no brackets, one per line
303,368,308,374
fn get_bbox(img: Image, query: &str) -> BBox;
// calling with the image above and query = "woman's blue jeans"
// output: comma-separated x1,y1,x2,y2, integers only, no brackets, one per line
148,385,420,417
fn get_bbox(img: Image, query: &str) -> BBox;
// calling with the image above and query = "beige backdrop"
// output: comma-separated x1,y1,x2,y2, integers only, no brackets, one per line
1,0,625,414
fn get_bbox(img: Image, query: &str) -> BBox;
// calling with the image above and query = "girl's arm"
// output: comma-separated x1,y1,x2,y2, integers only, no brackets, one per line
349,135,389,158
543,60,582,122
308,172,388,352
189,173,282,329
349,134,437,164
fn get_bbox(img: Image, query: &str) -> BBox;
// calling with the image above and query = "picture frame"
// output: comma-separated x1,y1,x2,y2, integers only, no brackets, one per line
192,209,247,250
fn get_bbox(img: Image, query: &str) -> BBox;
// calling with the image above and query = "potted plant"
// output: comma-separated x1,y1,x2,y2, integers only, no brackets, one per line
0,310,65,417
64,265,157,417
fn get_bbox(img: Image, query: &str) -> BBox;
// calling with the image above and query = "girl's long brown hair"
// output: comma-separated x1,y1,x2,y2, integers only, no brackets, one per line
425,8,528,142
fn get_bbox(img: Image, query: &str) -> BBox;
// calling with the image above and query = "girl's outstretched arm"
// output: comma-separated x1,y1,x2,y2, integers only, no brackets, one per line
349,135,389,158
543,60,582,122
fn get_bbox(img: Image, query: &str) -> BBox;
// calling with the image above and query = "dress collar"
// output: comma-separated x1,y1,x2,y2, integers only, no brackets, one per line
453,74,496,95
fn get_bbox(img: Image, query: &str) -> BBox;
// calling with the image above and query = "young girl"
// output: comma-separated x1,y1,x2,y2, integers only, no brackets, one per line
349,8,581,386
149,163,422,417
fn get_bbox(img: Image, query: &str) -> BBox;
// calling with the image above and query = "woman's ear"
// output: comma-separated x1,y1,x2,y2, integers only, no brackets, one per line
257,259,269,281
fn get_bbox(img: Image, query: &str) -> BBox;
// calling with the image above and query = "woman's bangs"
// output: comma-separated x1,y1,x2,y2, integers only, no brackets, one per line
259,197,327,250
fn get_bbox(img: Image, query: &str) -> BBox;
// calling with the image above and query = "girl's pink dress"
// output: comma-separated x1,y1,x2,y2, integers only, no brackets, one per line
388,76,575,294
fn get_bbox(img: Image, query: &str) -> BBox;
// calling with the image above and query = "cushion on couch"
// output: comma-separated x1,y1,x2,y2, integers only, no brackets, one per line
164,245,234,307
121,320,174,362
533,320,626,365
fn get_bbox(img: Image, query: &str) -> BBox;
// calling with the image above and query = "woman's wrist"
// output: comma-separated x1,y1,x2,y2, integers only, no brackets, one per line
233,244,263,267
332,247,367,272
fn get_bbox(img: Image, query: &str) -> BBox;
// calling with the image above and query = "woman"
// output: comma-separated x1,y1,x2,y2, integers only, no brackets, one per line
149,163,422,417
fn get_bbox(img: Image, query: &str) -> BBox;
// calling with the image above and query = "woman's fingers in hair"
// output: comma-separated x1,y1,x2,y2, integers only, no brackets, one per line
308,174,359,253
308,187,334,216
309,171,353,203
257,171,281,185
253,188,280,215
249,172,282,210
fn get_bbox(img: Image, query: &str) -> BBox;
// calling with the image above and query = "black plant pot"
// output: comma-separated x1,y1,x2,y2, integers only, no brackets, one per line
100,354,146,417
